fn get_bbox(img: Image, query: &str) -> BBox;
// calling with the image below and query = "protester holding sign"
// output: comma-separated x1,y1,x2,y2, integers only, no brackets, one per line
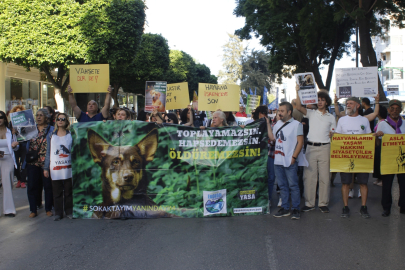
67,85,112,122
44,113,73,221
269,102,304,220
334,97,372,218
22,109,54,218
375,100,405,217
295,85,336,214
0,110,19,217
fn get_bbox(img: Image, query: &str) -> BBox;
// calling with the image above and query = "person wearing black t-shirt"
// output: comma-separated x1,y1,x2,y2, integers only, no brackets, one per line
362,97,374,130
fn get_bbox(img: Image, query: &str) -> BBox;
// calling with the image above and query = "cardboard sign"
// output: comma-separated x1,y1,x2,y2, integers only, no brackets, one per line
198,83,239,111
69,64,109,93
387,85,400,96
295,72,318,104
10,110,38,142
192,91,198,110
335,67,378,98
165,82,190,110
145,81,167,112
330,134,375,173
246,95,261,114
380,134,405,175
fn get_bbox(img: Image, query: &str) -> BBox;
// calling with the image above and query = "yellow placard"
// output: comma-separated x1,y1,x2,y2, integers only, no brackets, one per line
198,83,240,111
381,134,405,175
330,134,375,173
165,82,190,110
69,64,109,93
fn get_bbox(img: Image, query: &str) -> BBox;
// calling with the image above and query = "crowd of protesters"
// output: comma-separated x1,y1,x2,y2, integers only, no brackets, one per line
0,83,404,222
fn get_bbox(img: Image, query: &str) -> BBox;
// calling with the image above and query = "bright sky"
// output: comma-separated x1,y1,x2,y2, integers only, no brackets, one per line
145,0,356,92
145,0,263,77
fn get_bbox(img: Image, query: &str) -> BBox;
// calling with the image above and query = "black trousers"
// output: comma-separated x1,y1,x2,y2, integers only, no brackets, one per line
52,179,73,217
27,164,53,213
14,141,27,183
381,174,405,211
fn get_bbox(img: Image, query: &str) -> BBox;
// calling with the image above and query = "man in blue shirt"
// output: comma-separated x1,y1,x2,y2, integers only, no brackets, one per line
67,85,112,122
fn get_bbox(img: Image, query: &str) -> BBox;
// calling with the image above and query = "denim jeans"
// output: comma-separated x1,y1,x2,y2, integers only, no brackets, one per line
267,156,276,201
275,162,300,210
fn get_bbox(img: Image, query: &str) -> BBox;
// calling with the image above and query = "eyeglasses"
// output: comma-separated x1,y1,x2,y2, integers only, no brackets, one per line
57,118,66,122
166,118,173,122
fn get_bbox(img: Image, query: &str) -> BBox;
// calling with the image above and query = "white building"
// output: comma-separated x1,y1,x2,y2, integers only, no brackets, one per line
373,19,405,103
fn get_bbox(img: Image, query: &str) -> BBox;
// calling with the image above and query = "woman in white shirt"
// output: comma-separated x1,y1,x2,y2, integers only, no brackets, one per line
0,110,19,217
44,113,73,221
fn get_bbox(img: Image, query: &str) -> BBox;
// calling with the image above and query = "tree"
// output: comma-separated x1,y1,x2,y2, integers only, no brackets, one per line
234,0,354,91
218,33,245,85
0,0,146,110
196,63,218,84
126,33,170,95
335,0,405,101
166,50,197,100
240,50,275,97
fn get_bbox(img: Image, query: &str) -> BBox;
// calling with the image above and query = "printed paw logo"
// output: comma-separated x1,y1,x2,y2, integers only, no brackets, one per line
348,159,355,172
205,199,224,213
83,205,88,212
396,146,405,172
360,125,365,130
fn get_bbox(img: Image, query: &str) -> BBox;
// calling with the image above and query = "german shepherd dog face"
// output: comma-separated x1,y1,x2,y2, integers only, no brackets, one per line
87,129,158,204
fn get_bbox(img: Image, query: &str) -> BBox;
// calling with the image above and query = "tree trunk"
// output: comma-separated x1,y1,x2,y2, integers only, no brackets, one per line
112,83,120,108
311,65,326,90
54,88,64,113
358,12,387,101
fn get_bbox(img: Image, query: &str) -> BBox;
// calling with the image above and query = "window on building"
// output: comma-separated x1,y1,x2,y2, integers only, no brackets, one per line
5,77,40,115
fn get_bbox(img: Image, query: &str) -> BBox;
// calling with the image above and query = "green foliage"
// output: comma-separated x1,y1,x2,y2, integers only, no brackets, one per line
71,120,269,218
218,33,245,85
234,0,354,90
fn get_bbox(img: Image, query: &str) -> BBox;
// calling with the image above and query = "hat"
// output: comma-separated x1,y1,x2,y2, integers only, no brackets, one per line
346,97,360,104
389,99,402,108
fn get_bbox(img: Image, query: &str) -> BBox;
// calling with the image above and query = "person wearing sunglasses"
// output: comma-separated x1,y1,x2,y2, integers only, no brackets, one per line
164,113,179,124
0,110,19,217
44,113,73,221
22,108,54,218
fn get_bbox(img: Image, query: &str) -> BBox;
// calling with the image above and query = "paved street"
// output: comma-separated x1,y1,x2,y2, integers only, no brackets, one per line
0,175,404,270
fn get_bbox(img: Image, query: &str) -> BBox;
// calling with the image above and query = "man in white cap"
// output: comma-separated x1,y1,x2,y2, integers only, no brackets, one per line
335,97,372,218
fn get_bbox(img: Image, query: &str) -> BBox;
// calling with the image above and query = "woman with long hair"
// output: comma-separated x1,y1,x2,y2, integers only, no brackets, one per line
180,108,195,127
164,113,179,124
22,108,54,218
44,106,56,125
0,110,19,217
44,113,73,221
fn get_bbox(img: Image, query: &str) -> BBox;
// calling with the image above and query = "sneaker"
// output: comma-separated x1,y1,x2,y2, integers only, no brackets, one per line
360,206,370,219
273,208,290,218
382,210,390,217
277,198,282,207
29,212,37,218
46,211,53,217
373,179,381,185
66,214,73,219
376,181,382,187
341,206,350,218
358,189,362,198
348,189,354,199
319,206,330,213
15,180,21,188
291,209,300,220
54,215,61,221
301,206,315,212
5,213,15,217
20,182,26,188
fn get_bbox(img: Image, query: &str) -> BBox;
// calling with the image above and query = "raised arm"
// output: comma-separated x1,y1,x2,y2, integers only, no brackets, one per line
67,85,82,119
364,93,379,122
101,85,113,119
295,84,307,115
266,117,275,141
334,94,345,118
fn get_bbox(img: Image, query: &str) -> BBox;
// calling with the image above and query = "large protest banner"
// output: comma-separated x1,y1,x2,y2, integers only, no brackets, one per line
71,120,269,219
10,109,38,141
145,81,167,112
198,83,239,111
330,134,375,173
335,67,378,98
381,134,405,175
69,64,109,93
246,95,261,114
166,82,190,110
